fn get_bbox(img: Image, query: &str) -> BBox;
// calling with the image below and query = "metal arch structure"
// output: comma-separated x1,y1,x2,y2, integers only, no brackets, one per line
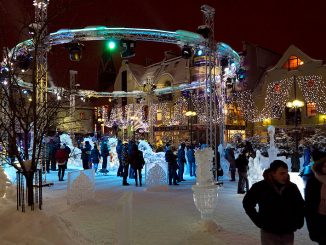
33,0,49,105
8,3,241,151
14,27,206,54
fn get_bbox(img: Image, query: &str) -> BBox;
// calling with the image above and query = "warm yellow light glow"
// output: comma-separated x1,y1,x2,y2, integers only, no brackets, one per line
263,118,271,125
292,99,304,108
286,102,293,108
286,100,304,108
185,111,197,117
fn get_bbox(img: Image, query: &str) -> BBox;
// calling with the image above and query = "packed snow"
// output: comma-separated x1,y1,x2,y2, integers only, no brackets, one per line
0,166,313,245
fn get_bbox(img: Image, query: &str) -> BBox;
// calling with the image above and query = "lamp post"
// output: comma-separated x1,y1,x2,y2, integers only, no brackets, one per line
185,111,197,146
286,75,304,170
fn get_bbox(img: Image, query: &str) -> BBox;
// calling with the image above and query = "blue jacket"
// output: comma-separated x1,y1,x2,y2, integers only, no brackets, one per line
90,148,101,164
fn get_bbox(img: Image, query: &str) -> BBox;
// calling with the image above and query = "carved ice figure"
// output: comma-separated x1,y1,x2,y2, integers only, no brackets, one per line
0,166,11,198
267,125,278,164
138,140,167,186
107,138,119,169
59,133,82,168
195,147,214,186
248,150,265,187
218,144,229,181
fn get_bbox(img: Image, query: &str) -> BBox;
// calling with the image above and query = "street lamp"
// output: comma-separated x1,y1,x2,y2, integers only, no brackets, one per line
130,115,138,140
286,75,304,171
97,118,105,136
185,110,197,145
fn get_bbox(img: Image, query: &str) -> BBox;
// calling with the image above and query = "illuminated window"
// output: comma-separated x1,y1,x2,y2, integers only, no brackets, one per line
306,102,317,117
157,109,162,121
282,56,304,70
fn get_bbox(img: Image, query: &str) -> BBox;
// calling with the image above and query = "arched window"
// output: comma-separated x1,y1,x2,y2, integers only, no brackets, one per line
282,56,304,70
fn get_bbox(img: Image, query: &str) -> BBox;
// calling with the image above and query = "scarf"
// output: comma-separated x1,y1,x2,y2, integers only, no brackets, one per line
312,167,326,215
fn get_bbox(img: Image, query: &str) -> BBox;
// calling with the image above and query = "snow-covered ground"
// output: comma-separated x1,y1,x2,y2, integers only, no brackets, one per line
0,169,314,245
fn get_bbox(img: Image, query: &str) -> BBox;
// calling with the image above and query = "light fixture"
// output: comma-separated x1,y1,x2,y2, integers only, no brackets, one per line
120,39,136,58
197,24,210,39
15,53,33,71
185,111,197,117
286,99,304,108
67,42,83,61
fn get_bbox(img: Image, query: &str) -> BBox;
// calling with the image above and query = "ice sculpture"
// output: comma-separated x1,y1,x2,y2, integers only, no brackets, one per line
138,140,167,186
218,144,229,180
59,134,82,168
0,165,11,198
192,147,218,220
267,125,278,164
248,150,265,187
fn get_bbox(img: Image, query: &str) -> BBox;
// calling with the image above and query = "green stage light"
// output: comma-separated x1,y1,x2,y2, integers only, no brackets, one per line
106,40,117,51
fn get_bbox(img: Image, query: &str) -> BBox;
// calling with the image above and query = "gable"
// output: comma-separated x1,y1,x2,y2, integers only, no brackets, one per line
268,45,322,72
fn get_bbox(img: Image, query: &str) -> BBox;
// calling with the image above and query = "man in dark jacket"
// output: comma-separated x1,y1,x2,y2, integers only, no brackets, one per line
177,142,186,181
165,144,179,185
236,152,249,193
243,160,304,245
305,156,326,244
100,141,110,173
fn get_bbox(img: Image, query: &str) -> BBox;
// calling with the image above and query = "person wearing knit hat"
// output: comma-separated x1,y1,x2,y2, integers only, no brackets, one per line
305,156,326,244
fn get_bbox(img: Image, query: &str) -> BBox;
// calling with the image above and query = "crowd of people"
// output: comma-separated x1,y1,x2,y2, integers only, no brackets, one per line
43,134,326,244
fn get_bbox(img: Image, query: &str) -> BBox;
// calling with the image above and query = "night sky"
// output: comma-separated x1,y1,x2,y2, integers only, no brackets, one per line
1,0,326,89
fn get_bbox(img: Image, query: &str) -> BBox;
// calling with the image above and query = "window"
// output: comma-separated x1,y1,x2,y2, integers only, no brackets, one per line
306,102,317,117
282,56,304,70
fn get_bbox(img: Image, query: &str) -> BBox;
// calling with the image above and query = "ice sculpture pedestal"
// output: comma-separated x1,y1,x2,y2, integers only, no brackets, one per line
192,184,218,220
192,147,218,221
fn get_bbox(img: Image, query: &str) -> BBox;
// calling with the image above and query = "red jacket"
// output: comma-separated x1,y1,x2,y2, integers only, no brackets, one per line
55,149,68,165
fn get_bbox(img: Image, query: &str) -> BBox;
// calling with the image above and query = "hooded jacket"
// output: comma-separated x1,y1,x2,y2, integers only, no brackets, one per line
305,161,326,243
243,169,304,234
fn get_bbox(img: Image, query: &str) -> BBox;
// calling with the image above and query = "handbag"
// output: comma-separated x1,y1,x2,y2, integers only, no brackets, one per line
217,168,224,176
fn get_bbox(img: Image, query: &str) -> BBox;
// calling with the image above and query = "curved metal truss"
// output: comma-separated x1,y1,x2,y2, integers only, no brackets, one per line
10,26,240,98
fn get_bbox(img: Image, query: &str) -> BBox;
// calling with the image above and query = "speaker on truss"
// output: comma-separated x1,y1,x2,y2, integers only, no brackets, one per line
120,39,136,59
197,25,211,39
67,42,84,62
181,46,192,59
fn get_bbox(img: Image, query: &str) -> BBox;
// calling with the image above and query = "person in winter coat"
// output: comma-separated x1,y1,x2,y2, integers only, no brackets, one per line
225,144,236,181
235,152,249,193
186,144,196,177
100,141,110,173
48,139,57,171
128,140,136,179
80,141,92,170
91,143,101,173
130,144,145,187
116,139,123,176
121,142,130,186
165,144,179,185
177,142,186,181
243,160,304,245
305,156,326,244
55,145,69,181
63,143,71,170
